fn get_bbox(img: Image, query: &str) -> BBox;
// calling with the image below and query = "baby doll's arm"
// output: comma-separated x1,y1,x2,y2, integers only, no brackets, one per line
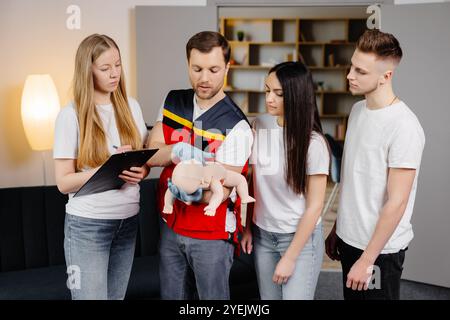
204,178,224,216
223,170,255,204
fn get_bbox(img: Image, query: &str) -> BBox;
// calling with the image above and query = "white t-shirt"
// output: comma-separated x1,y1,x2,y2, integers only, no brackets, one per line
156,94,254,232
251,113,330,233
336,100,425,254
53,97,149,220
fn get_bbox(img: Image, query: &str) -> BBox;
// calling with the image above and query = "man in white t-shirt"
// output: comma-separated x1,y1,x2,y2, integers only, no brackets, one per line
146,31,253,300
325,30,425,300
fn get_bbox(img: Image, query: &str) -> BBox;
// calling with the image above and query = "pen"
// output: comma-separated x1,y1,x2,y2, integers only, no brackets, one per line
113,145,118,149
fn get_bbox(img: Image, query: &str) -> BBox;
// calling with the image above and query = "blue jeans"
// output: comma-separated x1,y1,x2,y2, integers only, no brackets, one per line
159,221,234,300
252,223,324,300
63,213,138,300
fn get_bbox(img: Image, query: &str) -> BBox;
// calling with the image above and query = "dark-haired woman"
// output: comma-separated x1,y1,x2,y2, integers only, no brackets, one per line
241,61,330,300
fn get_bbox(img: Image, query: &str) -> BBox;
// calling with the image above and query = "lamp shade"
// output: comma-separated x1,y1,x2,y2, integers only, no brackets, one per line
21,74,60,150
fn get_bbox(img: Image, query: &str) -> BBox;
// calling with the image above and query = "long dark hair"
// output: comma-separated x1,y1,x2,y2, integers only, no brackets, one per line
269,61,324,195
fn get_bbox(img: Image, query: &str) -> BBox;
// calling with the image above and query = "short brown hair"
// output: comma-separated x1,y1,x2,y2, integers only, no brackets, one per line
186,31,231,64
356,29,403,64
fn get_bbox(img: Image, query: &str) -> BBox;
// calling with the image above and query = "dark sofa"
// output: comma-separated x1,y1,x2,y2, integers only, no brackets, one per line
0,179,259,300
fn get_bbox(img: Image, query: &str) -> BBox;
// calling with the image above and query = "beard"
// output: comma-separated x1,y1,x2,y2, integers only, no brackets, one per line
194,84,221,100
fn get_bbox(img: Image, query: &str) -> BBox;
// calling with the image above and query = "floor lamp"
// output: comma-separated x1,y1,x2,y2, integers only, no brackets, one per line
21,74,60,185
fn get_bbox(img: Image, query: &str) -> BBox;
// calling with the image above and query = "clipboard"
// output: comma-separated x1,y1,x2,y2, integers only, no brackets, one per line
73,148,158,197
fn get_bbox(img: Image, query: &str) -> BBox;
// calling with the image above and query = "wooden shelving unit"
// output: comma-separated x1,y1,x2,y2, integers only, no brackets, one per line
220,17,367,141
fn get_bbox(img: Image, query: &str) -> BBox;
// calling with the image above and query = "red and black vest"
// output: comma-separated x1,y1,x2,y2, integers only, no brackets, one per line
157,89,249,242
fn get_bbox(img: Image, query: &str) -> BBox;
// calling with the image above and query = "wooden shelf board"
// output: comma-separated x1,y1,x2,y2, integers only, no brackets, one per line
299,42,326,45
299,18,349,21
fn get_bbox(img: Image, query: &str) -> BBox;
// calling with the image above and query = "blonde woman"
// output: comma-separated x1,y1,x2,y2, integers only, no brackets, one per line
53,34,149,300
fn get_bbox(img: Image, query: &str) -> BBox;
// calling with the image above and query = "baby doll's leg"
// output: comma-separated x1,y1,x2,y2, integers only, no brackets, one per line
163,188,174,214
223,171,255,204
204,178,223,216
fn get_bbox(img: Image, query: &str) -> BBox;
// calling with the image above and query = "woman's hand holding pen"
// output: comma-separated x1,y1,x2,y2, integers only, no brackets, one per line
114,145,150,184
113,144,132,153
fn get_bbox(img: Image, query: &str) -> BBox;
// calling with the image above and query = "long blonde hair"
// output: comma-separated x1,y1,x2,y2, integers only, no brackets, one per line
73,34,142,170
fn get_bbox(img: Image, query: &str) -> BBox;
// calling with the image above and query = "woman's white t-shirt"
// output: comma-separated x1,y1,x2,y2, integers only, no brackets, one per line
53,97,148,220
251,114,330,233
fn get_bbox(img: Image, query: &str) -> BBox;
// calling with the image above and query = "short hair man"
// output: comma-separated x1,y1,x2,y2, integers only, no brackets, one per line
326,29,425,300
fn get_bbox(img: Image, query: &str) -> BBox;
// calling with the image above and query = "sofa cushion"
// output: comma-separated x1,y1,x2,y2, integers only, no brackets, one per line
0,186,67,272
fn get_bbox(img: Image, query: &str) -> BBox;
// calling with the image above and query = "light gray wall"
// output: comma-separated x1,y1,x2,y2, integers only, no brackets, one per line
136,5,217,124
382,3,450,288
136,4,217,178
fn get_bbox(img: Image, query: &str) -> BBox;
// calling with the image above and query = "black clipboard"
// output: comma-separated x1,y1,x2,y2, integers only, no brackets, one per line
73,149,158,197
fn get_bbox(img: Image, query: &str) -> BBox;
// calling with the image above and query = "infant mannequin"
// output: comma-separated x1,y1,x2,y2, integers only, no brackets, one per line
163,159,255,216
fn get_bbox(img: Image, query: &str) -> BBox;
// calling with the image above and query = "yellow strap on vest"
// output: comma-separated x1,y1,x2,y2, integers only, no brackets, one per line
163,108,193,128
163,108,226,141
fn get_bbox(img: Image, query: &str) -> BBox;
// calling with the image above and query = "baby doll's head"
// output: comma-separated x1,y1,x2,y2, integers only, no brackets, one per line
171,159,204,194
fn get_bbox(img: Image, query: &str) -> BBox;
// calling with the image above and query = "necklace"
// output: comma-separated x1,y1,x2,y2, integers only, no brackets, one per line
388,96,398,106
